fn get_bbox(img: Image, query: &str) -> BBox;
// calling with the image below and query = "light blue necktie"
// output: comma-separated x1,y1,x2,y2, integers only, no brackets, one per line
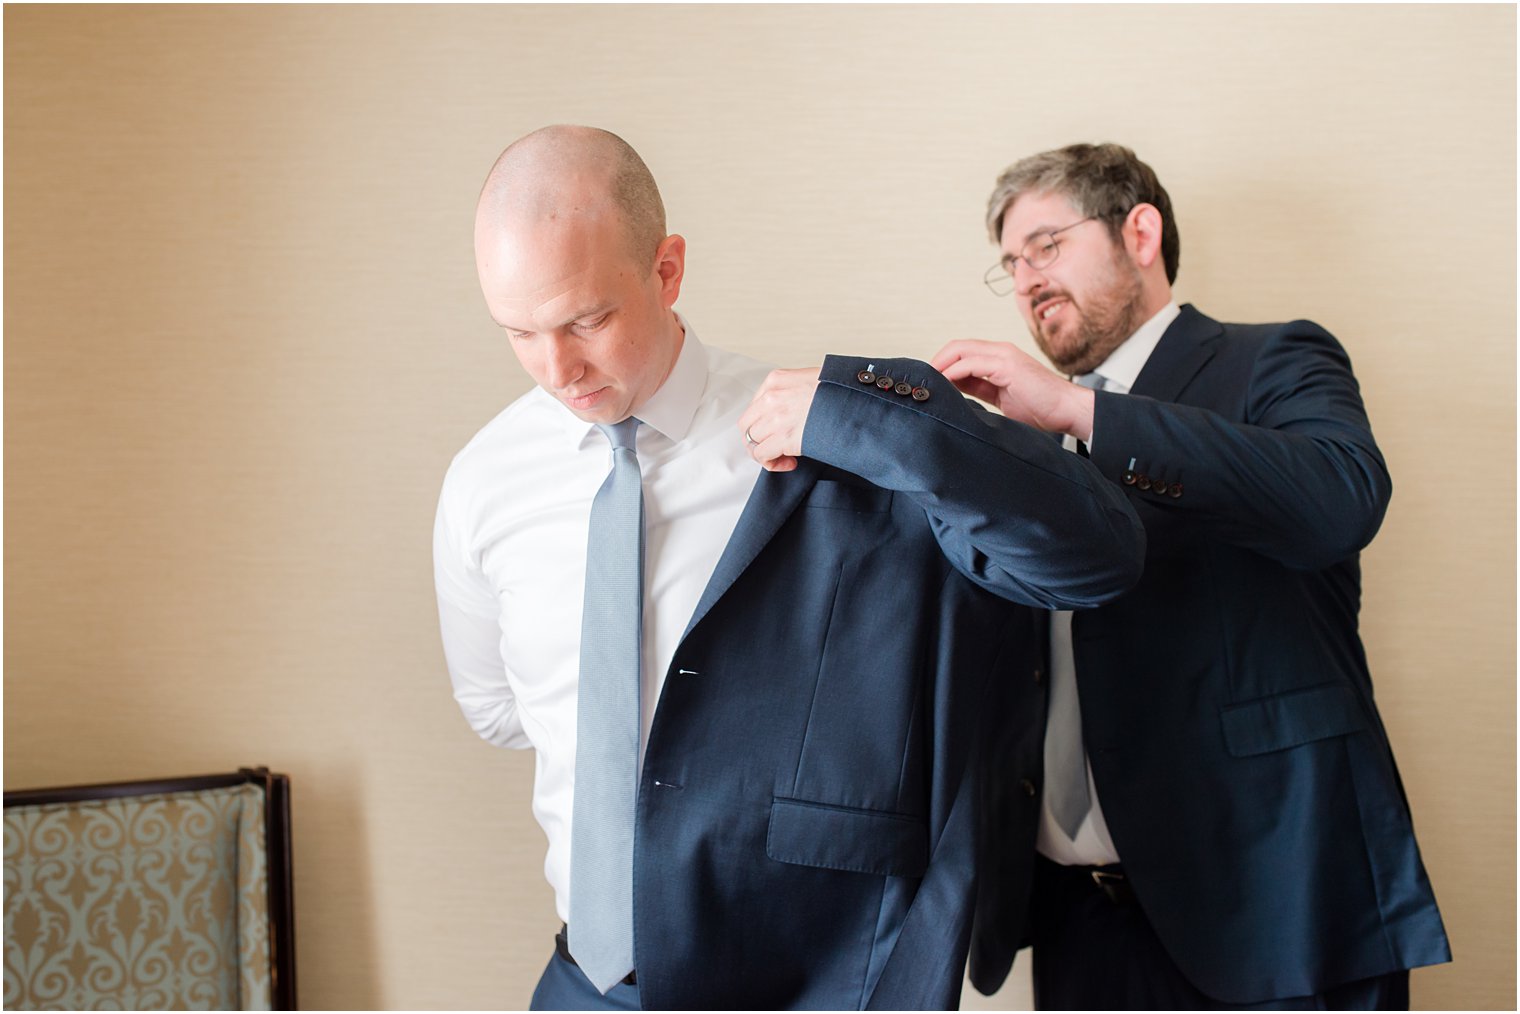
568,418,643,993
1046,373,1106,838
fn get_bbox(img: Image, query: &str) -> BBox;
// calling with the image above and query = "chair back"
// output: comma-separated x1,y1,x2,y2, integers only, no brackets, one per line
3,767,295,1010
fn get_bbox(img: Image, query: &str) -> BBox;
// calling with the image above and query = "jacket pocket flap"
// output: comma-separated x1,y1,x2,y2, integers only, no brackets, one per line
766,798,928,877
803,480,893,513
1220,683,1367,758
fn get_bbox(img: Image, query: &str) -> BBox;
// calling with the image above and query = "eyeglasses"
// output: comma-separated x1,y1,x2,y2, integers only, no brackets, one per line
983,217,1099,296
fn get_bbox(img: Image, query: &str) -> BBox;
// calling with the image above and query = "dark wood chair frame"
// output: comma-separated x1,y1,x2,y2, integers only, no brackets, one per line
4,766,298,1010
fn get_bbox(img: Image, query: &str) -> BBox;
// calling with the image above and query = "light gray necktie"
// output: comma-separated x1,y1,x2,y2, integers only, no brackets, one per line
568,418,643,993
1045,373,1106,838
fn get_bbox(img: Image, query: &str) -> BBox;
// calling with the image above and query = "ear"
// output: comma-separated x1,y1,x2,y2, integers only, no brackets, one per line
654,234,686,308
1122,203,1165,271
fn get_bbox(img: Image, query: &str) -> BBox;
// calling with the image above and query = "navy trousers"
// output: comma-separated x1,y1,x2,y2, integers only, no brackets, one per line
1030,857,1411,1011
530,948,642,1011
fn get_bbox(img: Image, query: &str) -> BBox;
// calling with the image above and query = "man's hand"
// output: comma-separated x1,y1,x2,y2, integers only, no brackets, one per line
739,367,820,472
930,340,1095,442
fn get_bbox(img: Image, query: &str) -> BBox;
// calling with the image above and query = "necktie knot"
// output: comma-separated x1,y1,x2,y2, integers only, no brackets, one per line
1074,372,1107,392
599,418,641,453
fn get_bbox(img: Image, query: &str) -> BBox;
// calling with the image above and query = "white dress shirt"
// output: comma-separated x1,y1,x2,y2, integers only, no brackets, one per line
1037,300,1179,866
433,319,773,921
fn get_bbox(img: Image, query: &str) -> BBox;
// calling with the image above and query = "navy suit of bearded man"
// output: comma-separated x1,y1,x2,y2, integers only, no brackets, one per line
632,355,1142,1008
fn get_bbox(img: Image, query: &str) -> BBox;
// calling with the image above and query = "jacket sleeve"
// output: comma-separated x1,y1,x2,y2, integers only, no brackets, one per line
1088,322,1391,570
799,355,1145,610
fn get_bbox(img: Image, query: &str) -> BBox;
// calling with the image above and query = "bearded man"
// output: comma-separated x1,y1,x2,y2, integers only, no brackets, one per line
939,143,1450,1011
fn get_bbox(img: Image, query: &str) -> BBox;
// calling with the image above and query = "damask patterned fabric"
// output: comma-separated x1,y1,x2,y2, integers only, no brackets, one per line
4,783,274,1010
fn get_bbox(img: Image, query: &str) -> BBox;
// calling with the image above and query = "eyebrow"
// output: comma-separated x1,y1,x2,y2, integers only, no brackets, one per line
493,302,615,333
1018,225,1062,247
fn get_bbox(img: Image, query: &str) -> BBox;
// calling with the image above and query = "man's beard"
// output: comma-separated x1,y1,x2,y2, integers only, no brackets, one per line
1030,253,1146,376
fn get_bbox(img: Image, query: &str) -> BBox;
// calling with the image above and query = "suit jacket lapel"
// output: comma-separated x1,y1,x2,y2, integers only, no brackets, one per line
1129,303,1223,403
681,458,819,640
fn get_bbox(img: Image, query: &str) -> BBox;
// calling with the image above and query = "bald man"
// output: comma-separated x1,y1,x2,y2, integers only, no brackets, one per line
432,126,1144,1009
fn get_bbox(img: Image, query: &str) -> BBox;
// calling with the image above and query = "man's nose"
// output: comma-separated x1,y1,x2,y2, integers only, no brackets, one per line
544,339,584,390
1013,259,1048,298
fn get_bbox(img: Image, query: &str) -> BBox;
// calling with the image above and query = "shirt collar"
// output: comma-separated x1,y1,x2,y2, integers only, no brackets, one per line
1076,300,1180,394
628,313,705,445
555,313,706,452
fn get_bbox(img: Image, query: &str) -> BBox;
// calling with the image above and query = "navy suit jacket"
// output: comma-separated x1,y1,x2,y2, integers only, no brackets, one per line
628,354,1145,1009
970,306,1451,1003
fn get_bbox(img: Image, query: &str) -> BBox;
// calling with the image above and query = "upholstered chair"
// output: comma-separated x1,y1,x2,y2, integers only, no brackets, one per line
3,768,296,1010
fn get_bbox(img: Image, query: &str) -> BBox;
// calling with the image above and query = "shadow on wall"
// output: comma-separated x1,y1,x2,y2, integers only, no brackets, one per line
286,760,384,1011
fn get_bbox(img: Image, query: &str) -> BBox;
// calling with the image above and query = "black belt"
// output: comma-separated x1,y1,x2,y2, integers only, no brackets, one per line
555,926,637,986
1041,856,1138,906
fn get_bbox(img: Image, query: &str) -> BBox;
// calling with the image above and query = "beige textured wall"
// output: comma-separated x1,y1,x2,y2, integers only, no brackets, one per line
5,5,1513,1010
